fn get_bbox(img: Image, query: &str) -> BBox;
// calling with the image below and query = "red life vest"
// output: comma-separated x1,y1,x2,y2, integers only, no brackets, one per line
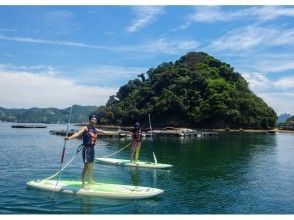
83,126,97,146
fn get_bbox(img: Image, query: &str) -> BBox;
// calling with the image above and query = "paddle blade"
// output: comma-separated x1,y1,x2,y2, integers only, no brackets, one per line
153,152,158,164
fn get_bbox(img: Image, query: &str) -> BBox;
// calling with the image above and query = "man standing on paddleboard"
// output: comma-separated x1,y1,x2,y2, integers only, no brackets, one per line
130,122,143,163
65,114,99,189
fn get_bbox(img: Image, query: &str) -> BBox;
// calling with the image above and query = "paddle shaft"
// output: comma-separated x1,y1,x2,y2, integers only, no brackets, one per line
51,106,73,200
60,106,73,164
148,114,157,164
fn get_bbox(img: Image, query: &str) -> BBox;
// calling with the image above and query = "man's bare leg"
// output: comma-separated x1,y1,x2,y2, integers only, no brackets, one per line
81,163,89,189
130,147,135,163
135,147,141,162
87,163,97,184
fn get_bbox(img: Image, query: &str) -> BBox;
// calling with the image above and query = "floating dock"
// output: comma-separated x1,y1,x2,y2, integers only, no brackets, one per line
12,125,47,128
49,127,218,138
148,129,218,137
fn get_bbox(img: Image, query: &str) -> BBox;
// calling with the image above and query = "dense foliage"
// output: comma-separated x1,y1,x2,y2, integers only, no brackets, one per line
0,105,97,123
96,52,277,129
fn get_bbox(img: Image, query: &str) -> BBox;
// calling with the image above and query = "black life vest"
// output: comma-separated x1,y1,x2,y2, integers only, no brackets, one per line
83,126,97,146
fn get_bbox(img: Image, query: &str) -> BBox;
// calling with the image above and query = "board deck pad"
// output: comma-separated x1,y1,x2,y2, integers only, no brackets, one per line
27,179,164,199
95,157,173,169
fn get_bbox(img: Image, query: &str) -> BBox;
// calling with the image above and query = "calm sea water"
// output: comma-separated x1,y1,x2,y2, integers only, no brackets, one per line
0,122,293,214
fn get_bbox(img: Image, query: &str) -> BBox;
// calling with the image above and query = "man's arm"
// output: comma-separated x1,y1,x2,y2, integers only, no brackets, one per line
65,126,87,141
96,128,109,134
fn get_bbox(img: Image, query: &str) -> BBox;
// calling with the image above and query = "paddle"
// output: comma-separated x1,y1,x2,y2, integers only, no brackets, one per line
60,106,73,166
51,105,73,199
148,114,158,164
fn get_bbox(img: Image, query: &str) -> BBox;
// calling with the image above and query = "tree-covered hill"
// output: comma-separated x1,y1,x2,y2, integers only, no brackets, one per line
96,52,277,129
0,105,97,123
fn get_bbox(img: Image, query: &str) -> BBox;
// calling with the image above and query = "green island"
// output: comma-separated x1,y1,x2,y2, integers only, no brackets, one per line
96,52,277,129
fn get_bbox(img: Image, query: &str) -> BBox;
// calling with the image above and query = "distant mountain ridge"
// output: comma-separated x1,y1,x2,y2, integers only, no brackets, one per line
0,105,98,123
277,113,292,123
278,115,294,130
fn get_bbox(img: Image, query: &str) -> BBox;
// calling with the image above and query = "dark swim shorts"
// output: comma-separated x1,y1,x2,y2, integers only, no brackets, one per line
82,145,95,163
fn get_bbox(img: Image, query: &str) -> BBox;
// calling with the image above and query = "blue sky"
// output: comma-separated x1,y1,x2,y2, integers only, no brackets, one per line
0,6,293,115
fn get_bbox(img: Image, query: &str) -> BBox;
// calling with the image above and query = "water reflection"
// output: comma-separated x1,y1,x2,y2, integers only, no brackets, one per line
129,167,141,186
79,197,92,214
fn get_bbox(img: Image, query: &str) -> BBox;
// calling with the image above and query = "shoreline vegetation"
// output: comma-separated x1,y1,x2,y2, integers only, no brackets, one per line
86,123,294,133
47,124,294,138
6,121,293,135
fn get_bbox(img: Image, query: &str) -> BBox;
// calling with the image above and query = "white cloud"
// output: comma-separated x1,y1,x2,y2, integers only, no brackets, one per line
75,65,148,86
257,92,294,115
0,33,198,55
126,6,165,33
254,59,294,73
0,63,56,73
242,72,294,90
0,33,105,49
247,6,294,21
240,72,294,114
222,52,294,74
210,25,294,51
241,72,271,90
210,26,264,51
180,6,294,28
188,6,229,23
227,56,294,79
118,38,199,55
0,69,117,108
273,76,294,89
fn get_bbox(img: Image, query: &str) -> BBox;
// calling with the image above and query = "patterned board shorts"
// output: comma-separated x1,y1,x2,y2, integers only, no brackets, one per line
82,145,95,163
132,141,141,148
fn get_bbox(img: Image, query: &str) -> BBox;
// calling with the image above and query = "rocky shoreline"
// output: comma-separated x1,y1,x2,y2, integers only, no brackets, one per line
214,128,294,134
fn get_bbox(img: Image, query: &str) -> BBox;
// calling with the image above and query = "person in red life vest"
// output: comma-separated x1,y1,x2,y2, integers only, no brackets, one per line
65,114,99,189
130,122,143,163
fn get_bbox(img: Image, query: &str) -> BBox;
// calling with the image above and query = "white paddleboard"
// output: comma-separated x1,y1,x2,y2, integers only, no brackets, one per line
27,179,163,199
95,157,173,169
